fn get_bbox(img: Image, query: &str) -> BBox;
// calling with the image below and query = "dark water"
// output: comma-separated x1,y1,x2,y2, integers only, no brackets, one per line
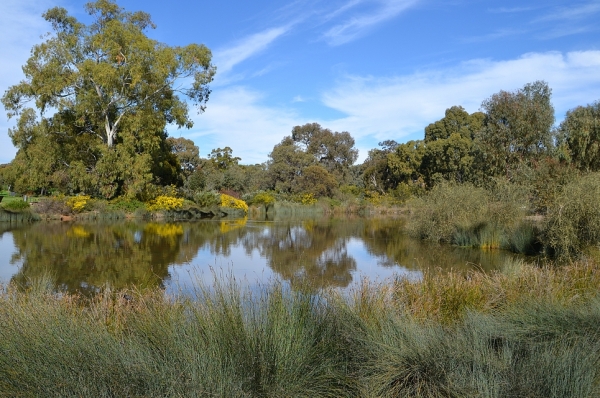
0,216,521,295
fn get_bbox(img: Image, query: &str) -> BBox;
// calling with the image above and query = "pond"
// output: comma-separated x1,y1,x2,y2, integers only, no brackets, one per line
0,215,522,295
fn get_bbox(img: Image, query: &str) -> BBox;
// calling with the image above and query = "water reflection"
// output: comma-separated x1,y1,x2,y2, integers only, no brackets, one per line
0,216,521,294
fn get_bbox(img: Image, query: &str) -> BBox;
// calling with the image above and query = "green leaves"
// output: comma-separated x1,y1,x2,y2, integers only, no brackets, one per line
1,0,215,199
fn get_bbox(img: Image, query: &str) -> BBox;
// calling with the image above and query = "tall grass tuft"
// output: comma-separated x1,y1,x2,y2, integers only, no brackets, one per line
544,171,600,258
406,182,534,253
2,261,600,396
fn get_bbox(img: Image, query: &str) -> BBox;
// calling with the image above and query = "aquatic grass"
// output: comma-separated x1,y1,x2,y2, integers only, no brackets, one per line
391,258,600,324
406,182,532,254
2,261,600,396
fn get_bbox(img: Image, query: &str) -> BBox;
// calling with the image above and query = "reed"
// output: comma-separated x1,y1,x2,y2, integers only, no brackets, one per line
1,260,600,397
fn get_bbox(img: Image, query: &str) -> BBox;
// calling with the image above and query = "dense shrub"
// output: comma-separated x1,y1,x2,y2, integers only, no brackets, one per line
194,190,221,208
544,172,600,257
146,195,184,212
66,195,91,213
1,198,30,211
220,193,249,213
407,182,532,251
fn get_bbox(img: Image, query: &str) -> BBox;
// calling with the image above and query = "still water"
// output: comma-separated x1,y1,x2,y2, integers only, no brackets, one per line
0,216,521,295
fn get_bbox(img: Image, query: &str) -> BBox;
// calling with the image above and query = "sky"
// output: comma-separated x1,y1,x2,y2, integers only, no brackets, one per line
1,0,599,165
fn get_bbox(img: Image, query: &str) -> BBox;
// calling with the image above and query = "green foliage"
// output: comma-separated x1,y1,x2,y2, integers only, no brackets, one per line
1,198,30,211
407,182,530,251
248,191,276,207
477,81,555,179
544,172,600,257
3,261,600,397
557,101,600,172
268,123,359,197
208,146,241,170
424,105,484,142
106,196,146,212
1,0,215,199
193,190,220,208
167,136,200,177
386,140,425,186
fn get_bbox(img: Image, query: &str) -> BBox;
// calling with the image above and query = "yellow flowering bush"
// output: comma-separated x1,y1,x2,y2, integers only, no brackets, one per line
252,191,275,206
301,193,317,205
146,195,184,212
66,195,91,213
220,194,248,214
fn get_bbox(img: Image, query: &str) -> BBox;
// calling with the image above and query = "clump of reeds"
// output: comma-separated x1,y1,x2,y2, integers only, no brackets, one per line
2,260,600,397
406,182,539,254
544,171,600,258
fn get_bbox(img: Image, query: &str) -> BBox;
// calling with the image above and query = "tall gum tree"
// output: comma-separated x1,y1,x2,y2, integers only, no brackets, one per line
1,0,215,197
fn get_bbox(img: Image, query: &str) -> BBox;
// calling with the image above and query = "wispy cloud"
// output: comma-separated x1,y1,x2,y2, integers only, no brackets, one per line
463,28,527,43
322,0,419,45
213,26,291,76
488,7,535,13
534,1,600,22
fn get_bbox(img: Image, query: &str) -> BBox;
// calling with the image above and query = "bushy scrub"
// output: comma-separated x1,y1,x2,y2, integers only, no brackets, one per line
544,172,600,257
146,195,184,212
407,182,531,251
244,191,275,208
220,193,248,213
107,196,146,212
194,190,221,208
1,198,30,212
66,195,91,213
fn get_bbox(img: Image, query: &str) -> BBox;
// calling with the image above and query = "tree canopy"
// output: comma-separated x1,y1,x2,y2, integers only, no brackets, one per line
1,0,215,198
558,101,600,172
268,123,358,196
477,81,554,179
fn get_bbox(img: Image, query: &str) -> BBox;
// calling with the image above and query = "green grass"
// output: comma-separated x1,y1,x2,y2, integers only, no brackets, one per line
1,260,600,397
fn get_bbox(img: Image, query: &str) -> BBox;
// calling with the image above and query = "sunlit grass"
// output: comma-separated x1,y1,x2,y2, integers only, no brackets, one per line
1,259,600,396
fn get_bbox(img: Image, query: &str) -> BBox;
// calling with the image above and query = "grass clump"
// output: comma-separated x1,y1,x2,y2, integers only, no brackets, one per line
544,171,600,258
2,260,600,397
407,182,537,253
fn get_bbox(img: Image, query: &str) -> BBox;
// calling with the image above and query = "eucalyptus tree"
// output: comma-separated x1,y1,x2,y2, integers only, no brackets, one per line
477,81,555,179
1,0,215,197
291,123,358,182
557,101,600,172
421,106,484,185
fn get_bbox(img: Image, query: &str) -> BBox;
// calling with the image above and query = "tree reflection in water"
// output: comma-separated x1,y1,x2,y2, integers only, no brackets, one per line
2,216,520,295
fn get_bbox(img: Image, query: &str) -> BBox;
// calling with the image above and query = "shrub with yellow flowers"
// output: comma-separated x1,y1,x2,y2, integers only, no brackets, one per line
220,194,248,214
300,193,317,205
66,195,91,213
146,195,184,212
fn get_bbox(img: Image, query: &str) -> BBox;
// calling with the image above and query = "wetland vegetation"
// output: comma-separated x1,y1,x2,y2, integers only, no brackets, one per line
1,0,600,395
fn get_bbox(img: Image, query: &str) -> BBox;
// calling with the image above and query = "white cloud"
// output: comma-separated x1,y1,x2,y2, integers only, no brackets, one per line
181,87,303,164
322,0,418,45
321,51,600,160
213,26,290,78
0,0,59,164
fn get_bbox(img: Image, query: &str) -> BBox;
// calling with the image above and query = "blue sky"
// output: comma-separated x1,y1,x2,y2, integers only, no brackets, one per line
1,0,600,165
